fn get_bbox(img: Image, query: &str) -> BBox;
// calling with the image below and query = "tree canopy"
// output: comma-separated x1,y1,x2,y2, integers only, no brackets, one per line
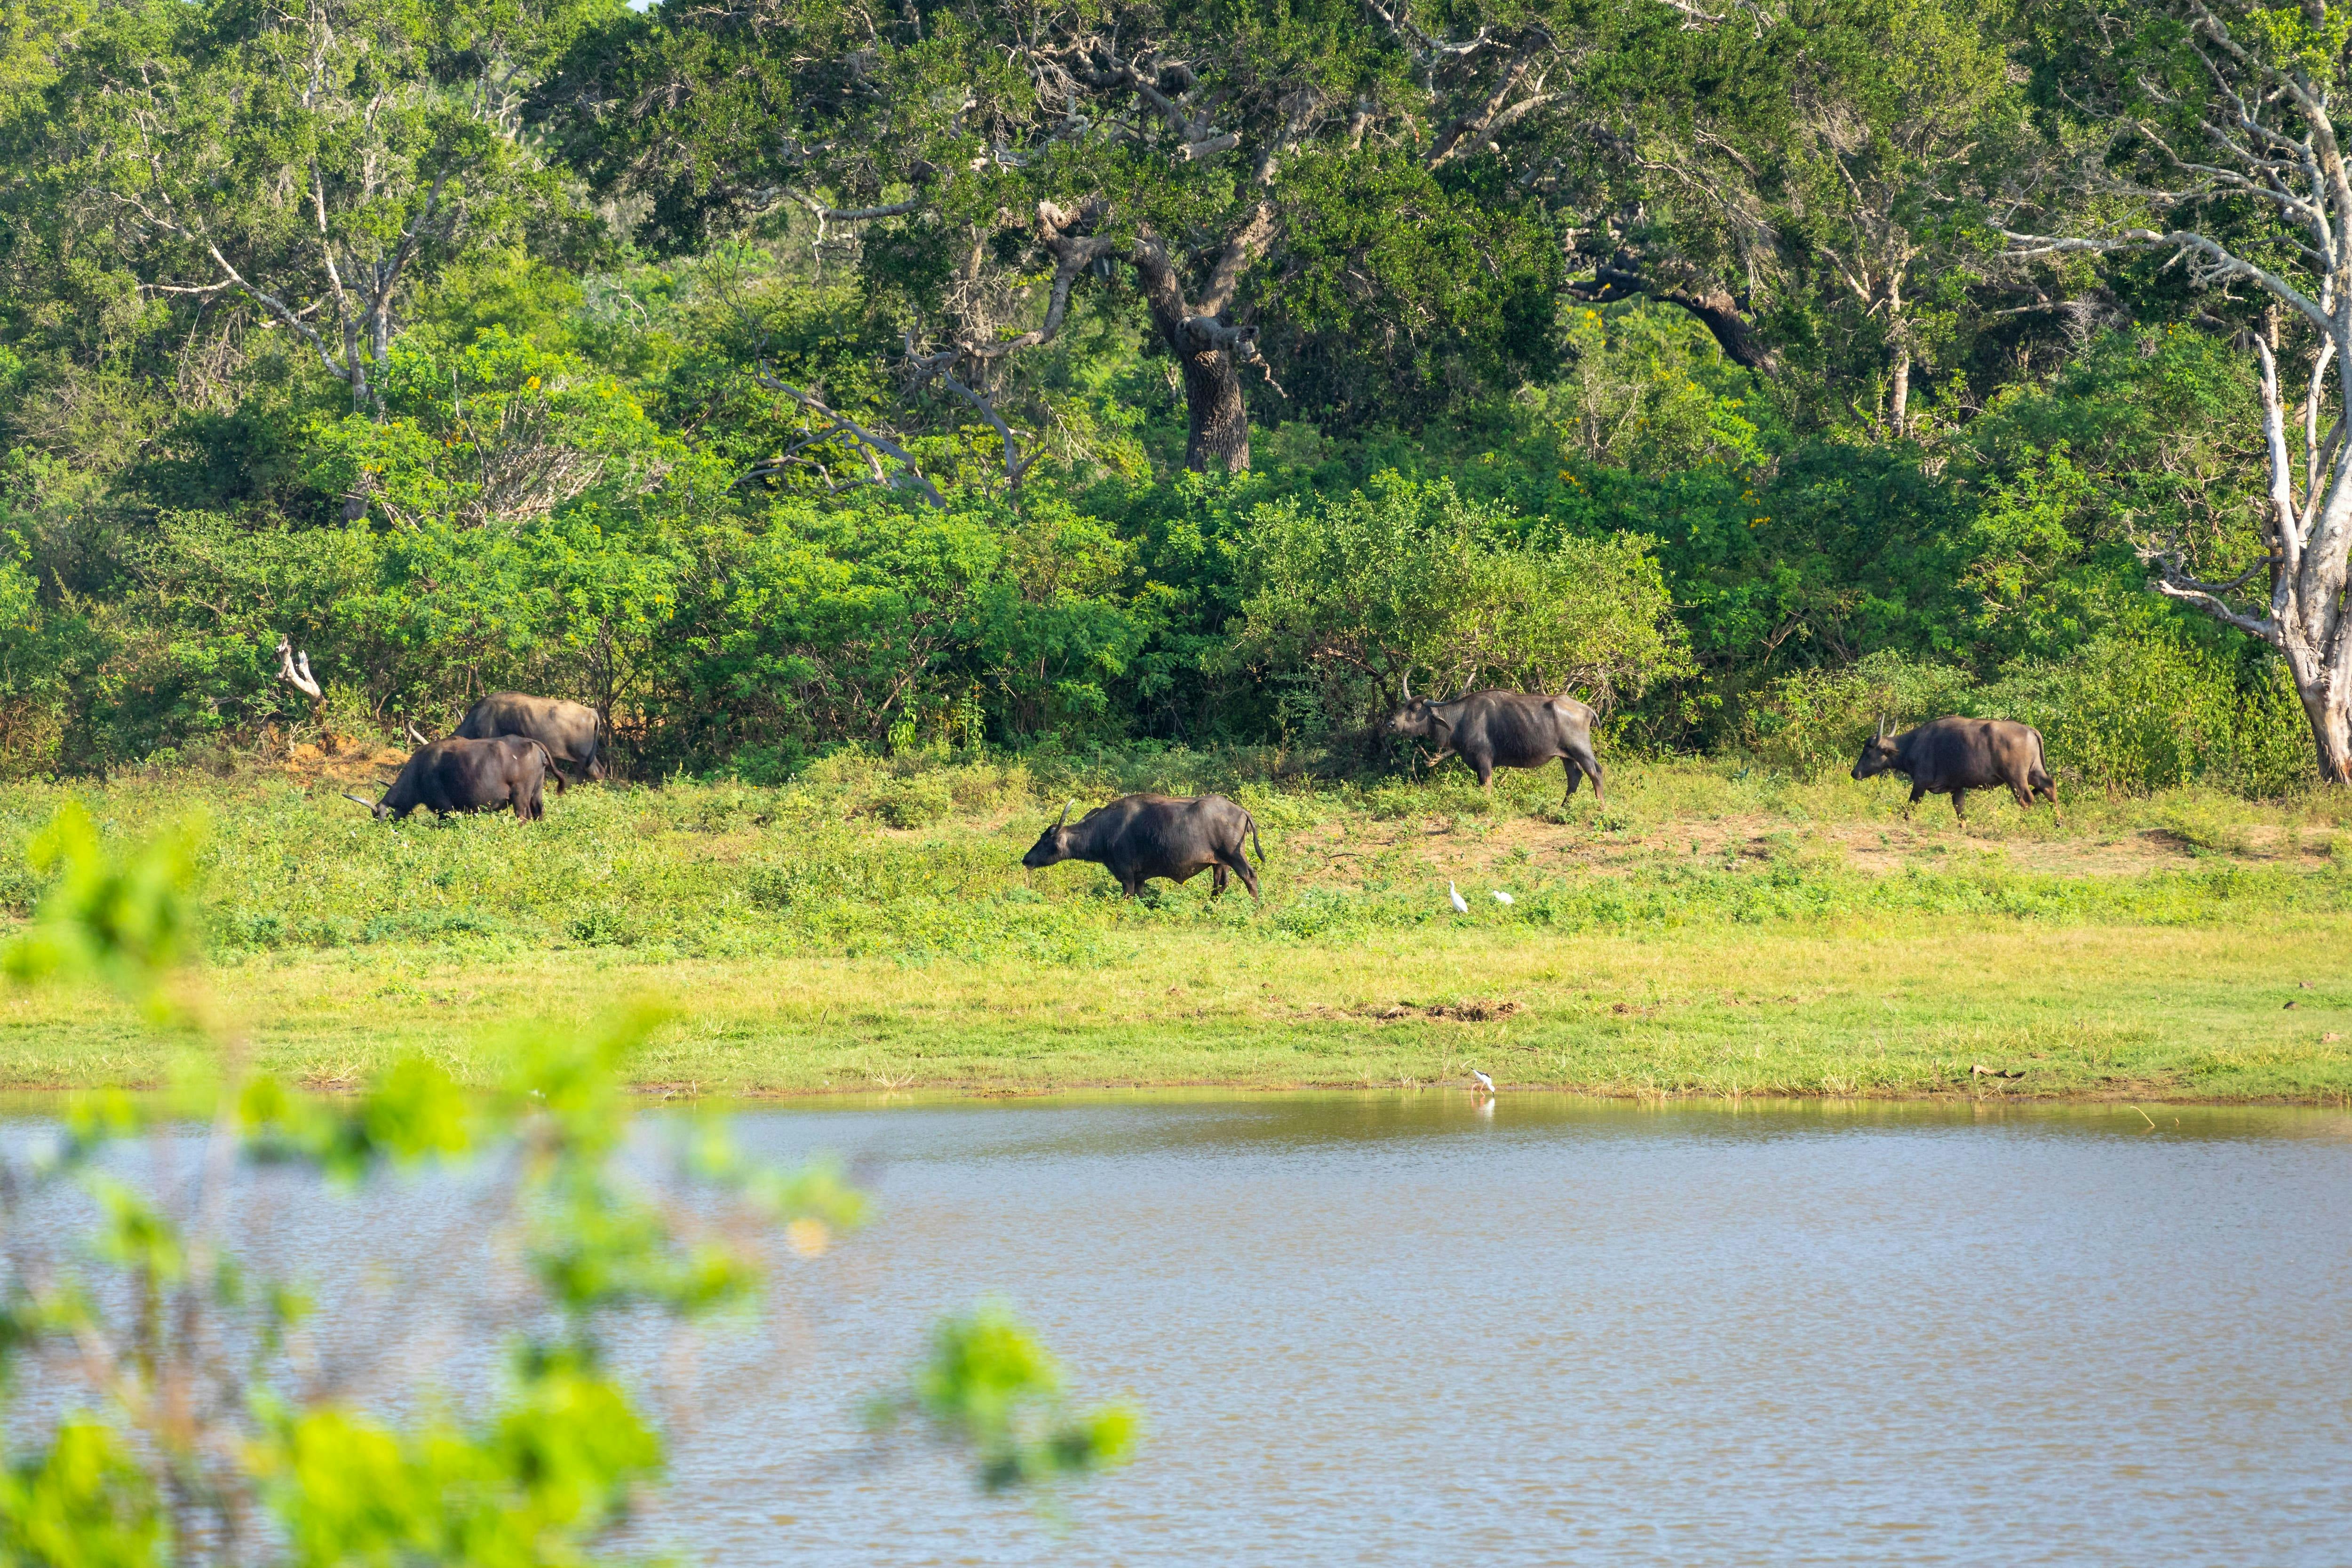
0,0,2330,792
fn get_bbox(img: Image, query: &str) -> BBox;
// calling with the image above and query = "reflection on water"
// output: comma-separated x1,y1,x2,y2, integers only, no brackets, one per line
11,1094,2352,1565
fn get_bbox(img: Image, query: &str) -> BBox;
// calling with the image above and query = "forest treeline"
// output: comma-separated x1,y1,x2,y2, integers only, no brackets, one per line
0,0,2343,793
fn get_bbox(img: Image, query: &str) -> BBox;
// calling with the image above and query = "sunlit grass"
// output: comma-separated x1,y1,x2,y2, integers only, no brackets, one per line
2,753,2348,1101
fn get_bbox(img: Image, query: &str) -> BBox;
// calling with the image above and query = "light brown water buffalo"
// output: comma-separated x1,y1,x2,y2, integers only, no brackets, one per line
454,693,605,784
1851,715,2060,823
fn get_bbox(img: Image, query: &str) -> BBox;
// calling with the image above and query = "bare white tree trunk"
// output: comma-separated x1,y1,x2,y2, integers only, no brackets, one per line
2009,3,2352,782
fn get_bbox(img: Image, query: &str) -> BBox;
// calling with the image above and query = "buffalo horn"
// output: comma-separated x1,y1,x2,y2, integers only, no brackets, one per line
340,792,378,811
405,720,430,746
1056,799,1072,828
1400,669,1411,701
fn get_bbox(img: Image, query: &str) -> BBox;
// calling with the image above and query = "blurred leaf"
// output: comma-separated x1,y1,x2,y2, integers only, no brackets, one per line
0,1421,165,1568
3,804,203,1019
878,1302,1139,1494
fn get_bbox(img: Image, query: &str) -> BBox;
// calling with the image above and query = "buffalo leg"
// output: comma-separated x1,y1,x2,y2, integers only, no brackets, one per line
2037,778,2063,825
1904,783,1926,818
1949,788,1968,824
1475,758,1495,789
1219,848,1262,905
1564,747,1606,806
1212,864,1229,899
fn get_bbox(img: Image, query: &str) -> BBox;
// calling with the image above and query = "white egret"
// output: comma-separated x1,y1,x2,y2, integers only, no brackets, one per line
1448,882,1470,914
1491,890,1514,906
1471,1070,1496,1094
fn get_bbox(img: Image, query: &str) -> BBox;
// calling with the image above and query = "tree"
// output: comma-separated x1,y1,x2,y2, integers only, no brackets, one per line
537,0,1557,474
50,0,603,416
2010,0,2352,779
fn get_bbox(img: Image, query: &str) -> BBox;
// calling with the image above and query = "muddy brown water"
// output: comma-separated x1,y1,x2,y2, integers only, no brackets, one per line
8,1094,2349,1564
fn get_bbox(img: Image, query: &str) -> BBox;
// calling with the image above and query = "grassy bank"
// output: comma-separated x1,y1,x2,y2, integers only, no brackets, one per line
2,752,2349,1101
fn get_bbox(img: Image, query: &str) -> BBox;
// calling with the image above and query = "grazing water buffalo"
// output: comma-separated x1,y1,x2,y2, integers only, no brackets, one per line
1022,793,1264,903
345,736,562,822
1851,716,2060,823
454,692,606,783
1384,681,1606,803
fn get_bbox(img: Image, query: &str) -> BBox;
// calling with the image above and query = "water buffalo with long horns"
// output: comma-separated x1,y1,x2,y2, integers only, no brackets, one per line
1021,794,1264,903
344,736,563,822
452,693,606,784
1383,677,1606,803
1851,715,2060,823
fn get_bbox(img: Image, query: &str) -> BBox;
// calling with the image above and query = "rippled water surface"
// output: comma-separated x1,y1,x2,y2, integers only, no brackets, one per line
15,1094,2352,1564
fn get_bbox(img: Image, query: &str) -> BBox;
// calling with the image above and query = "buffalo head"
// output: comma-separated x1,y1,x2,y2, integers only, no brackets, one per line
1022,800,1077,868
342,789,395,822
1851,719,1901,780
1384,670,1447,742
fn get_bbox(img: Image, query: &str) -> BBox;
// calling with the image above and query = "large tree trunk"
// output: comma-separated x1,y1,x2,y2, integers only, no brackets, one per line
2288,655,2352,781
1131,210,1275,475
1175,333,1252,471
1019,201,1274,473
2163,333,2352,785
1131,252,1254,473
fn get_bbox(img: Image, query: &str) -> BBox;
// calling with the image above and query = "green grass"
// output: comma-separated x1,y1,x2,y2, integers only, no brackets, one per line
2,751,2350,1102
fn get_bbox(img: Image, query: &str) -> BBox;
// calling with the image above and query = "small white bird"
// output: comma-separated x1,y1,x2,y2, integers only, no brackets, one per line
1491,890,1514,906
1471,1070,1496,1094
1449,881,1470,914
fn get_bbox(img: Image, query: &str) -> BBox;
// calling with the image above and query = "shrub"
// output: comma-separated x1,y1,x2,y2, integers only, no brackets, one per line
1741,652,1975,779
1226,473,1692,740
871,775,953,829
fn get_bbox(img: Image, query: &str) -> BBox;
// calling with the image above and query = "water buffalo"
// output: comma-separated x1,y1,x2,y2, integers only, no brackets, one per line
1851,716,2060,823
1021,793,1264,903
454,692,606,783
344,736,562,822
1384,680,1606,804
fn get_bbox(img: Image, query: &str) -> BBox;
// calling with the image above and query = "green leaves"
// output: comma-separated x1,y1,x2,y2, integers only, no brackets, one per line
305,329,680,531
2,803,201,1019
0,1422,164,1568
877,1303,1139,1495
254,1376,661,1568
0,805,1141,1560
1229,473,1693,733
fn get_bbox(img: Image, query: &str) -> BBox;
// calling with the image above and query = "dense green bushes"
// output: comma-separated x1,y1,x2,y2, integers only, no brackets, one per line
1743,620,2312,797
0,308,2319,796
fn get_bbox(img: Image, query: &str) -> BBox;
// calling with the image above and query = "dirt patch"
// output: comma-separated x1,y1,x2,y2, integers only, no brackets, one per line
1360,999,1523,1023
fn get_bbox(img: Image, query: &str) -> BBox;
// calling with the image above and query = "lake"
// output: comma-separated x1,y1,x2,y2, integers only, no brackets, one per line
10,1093,2351,1564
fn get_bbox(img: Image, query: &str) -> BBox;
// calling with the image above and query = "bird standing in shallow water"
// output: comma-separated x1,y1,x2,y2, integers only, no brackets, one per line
1449,882,1470,914
1471,1070,1496,1094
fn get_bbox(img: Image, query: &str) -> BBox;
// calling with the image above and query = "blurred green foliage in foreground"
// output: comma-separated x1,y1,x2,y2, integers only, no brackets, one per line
0,809,1135,1565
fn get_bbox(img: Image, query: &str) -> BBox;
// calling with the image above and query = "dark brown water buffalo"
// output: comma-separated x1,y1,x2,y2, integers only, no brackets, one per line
345,736,562,821
454,693,606,783
1384,682,1606,803
1022,793,1264,903
1851,716,2060,823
